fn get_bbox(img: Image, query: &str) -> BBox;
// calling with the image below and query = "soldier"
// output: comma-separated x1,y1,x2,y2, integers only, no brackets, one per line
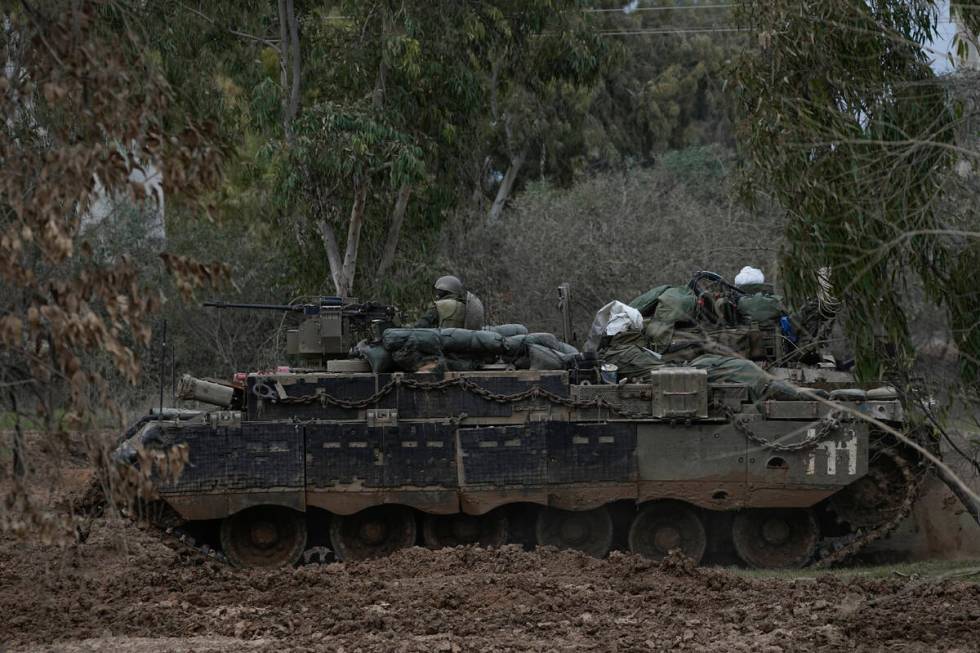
414,275,485,329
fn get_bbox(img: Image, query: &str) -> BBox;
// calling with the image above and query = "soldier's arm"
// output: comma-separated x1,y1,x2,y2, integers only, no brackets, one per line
413,306,439,328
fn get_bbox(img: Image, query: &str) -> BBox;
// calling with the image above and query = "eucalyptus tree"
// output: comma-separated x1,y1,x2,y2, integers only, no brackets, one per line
732,0,980,391
285,104,425,297
283,1,485,297
587,2,743,160
476,1,612,221
275,1,614,297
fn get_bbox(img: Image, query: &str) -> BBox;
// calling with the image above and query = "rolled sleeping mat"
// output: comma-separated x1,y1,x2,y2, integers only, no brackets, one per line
527,344,579,371
504,333,579,358
483,323,530,337
438,328,507,355
382,328,443,353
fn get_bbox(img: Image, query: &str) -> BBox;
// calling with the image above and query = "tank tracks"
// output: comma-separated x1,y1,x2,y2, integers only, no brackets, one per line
73,448,927,570
814,449,925,568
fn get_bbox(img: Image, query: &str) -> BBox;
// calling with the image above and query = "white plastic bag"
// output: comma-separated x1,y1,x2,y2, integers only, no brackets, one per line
734,266,765,287
585,301,643,351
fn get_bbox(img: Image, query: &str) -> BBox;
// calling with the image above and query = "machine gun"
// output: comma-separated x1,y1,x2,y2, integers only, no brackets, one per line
204,297,399,364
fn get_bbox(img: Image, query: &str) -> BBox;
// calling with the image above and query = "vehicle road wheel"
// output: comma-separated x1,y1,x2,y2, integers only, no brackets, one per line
219,505,307,568
732,508,819,569
422,510,508,549
628,500,707,564
330,505,417,561
536,506,613,558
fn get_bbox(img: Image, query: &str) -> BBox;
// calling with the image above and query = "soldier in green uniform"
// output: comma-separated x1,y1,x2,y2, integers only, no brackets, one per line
414,275,486,330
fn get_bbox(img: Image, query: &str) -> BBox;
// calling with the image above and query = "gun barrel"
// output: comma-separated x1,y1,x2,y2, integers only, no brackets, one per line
203,301,304,312
203,299,398,323
342,303,396,320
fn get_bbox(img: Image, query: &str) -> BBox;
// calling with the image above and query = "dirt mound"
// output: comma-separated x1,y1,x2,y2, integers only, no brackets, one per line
1,515,979,652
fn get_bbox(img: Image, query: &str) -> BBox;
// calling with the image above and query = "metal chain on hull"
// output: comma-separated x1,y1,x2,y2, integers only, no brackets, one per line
254,374,656,419
717,402,848,453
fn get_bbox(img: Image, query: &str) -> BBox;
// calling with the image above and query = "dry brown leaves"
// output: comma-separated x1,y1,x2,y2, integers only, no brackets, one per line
0,2,226,429
108,442,190,507
0,2,226,535
0,481,79,544
160,252,232,301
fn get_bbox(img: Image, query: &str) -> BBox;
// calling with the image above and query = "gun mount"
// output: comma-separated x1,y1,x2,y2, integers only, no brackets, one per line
204,297,399,364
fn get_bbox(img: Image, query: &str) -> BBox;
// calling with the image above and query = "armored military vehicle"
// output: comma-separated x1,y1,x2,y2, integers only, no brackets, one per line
113,282,923,569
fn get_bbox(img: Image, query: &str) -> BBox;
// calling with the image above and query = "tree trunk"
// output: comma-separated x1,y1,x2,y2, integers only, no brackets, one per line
278,0,300,143
317,220,344,296
339,183,368,297
287,0,301,127
9,390,25,478
376,183,412,278
318,183,369,298
277,0,290,138
372,10,389,112
487,147,528,223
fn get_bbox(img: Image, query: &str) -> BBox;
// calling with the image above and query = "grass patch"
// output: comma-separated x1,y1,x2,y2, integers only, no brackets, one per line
0,412,50,430
0,410,124,431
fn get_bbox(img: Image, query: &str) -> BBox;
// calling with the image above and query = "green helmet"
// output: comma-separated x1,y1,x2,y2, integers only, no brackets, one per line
434,275,464,299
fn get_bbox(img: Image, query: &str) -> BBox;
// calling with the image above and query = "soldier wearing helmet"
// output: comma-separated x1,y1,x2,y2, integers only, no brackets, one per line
414,275,485,329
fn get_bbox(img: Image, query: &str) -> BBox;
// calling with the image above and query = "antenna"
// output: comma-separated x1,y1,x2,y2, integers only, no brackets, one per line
171,332,176,406
557,283,573,345
159,319,167,414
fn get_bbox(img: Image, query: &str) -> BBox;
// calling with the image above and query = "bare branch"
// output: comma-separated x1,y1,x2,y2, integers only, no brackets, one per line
177,1,280,50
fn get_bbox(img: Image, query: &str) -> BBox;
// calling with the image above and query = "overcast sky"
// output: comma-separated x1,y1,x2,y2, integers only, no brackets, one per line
930,0,961,74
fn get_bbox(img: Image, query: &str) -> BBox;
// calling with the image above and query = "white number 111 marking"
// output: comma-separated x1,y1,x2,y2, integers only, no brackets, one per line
805,431,858,476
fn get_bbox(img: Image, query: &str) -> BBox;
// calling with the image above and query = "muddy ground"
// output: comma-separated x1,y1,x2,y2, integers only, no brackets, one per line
1,439,979,652
1,518,979,653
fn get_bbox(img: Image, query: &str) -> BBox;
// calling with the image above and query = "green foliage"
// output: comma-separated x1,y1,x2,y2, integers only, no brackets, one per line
587,4,743,161
302,1,503,178
122,1,278,143
294,106,425,188
124,1,746,307
271,0,619,297
732,0,980,389
470,1,614,186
